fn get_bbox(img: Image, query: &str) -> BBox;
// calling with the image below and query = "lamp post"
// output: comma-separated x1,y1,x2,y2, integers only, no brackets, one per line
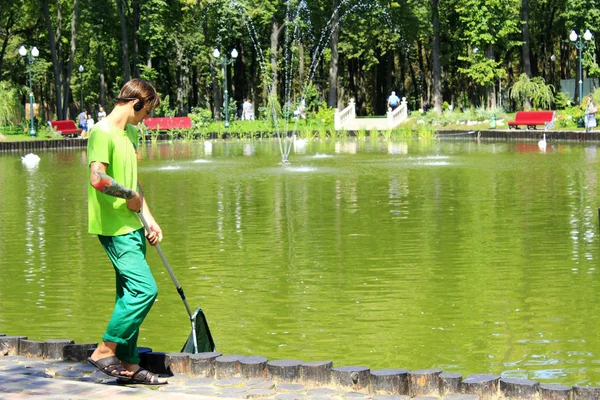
18,45,39,137
569,29,593,104
78,65,84,113
212,48,238,128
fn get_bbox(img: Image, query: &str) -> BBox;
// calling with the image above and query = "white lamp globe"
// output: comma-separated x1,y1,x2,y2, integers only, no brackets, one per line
18,46,27,57
31,47,39,57
569,30,578,42
213,48,220,58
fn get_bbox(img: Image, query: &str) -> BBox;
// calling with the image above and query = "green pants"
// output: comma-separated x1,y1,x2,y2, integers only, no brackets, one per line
98,228,158,364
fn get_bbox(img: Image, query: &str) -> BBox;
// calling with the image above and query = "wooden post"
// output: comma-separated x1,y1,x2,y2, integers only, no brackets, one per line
440,372,462,396
165,352,191,376
462,374,500,400
370,369,409,395
409,369,442,397
189,352,222,377
268,360,303,383
301,360,333,386
19,340,45,358
44,339,75,360
215,354,243,379
331,366,370,392
240,356,268,378
500,377,539,399
539,384,572,400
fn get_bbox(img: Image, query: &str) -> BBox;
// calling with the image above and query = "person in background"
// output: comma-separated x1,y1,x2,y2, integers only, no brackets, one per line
85,114,94,137
248,100,254,120
242,98,250,120
387,91,400,111
78,110,87,131
86,78,167,385
97,106,107,121
585,96,597,133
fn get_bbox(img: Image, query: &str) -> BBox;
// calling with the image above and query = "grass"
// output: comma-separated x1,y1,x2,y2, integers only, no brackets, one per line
0,111,590,143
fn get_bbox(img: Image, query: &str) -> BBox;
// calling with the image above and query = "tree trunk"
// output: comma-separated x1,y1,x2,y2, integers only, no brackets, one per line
521,0,532,77
298,40,305,91
212,60,221,120
416,40,427,110
98,45,106,107
431,0,442,113
486,45,496,110
63,0,78,119
270,21,281,99
176,39,184,114
42,0,63,119
327,0,339,108
0,11,17,77
115,0,130,81
132,0,140,78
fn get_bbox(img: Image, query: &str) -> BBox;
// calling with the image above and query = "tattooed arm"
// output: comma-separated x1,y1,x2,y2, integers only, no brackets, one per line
90,161,142,212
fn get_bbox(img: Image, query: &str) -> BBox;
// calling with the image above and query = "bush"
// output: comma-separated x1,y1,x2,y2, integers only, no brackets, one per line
509,73,554,110
0,81,25,126
554,92,573,110
189,107,213,129
310,101,335,126
555,106,584,129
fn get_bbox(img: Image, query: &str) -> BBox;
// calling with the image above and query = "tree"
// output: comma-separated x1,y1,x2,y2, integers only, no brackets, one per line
509,72,554,109
455,0,521,109
431,0,442,112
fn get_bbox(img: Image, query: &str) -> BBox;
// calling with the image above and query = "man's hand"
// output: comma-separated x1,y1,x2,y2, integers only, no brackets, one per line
126,192,142,212
143,215,163,246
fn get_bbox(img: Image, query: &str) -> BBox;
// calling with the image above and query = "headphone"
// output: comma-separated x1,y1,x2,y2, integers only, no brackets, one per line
116,97,144,112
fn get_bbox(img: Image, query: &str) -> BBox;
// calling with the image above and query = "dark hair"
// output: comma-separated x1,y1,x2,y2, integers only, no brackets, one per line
116,79,161,110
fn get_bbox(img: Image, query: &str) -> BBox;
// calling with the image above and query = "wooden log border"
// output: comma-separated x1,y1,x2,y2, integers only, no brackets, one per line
2,334,597,398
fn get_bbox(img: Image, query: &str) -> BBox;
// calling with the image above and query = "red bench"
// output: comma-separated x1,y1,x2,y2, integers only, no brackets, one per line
508,111,555,130
49,120,83,137
144,117,192,131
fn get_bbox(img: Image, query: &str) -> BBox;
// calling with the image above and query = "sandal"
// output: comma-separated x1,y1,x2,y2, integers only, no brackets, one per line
87,356,132,381
118,367,167,385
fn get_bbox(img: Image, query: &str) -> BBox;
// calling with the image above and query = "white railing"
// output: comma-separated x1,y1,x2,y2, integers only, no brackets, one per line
334,98,356,130
387,97,408,129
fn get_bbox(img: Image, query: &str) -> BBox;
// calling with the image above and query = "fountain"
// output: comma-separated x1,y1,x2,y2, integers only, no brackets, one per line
227,0,391,164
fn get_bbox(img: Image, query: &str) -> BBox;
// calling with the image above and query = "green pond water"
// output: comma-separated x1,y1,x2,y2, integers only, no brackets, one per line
2,138,600,386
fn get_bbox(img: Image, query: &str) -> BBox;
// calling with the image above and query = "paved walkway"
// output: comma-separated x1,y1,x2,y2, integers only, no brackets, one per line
0,356,402,400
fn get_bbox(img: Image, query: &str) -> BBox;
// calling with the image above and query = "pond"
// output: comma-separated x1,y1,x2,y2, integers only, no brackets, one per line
1,138,600,386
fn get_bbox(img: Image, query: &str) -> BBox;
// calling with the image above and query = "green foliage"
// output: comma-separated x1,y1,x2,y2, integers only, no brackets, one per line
458,53,503,87
509,74,554,110
2,0,599,124
261,94,282,128
189,107,213,129
554,92,573,110
0,81,25,126
554,109,579,129
153,95,177,117
302,83,320,113
311,102,336,127
139,65,159,82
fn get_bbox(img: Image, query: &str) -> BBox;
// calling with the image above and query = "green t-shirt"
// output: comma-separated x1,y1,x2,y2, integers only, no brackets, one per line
87,119,142,236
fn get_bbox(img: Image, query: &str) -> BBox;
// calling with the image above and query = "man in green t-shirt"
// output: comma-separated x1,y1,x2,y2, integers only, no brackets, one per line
86,79,167,385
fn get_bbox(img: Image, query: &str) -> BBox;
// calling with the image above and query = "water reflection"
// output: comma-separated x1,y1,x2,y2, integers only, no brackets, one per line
3,141,600,386
23,157,47,310
335,141,357,154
